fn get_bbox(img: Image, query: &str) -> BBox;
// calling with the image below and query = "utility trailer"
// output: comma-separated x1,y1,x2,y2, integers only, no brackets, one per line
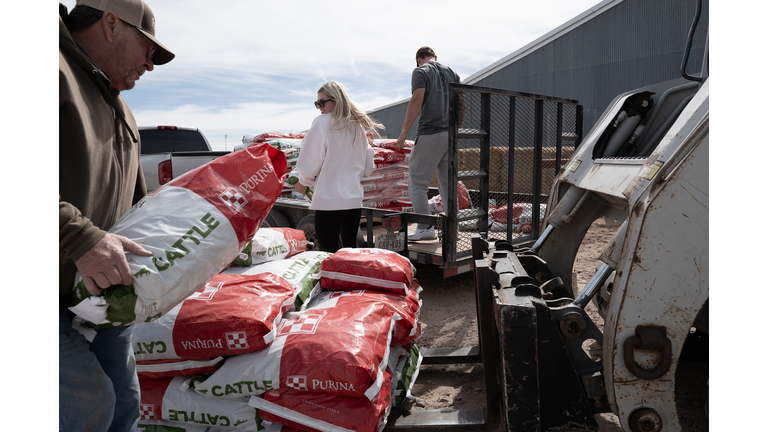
264,86,583,278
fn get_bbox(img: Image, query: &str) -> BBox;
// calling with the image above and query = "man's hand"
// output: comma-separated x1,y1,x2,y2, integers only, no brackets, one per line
397,88,425,150
396,132,409,150
75,233,153,296
294,182,308,195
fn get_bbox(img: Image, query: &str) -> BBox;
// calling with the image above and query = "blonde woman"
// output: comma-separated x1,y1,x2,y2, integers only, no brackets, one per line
294,82,382,252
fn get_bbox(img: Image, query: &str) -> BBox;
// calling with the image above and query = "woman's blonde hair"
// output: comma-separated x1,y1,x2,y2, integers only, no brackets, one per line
318,81,384,140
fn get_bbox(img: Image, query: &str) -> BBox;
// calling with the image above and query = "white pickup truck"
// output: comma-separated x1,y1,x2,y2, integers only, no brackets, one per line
139,126,230,192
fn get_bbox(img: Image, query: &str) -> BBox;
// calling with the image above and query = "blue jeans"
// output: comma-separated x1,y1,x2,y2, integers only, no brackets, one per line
59,307,140,432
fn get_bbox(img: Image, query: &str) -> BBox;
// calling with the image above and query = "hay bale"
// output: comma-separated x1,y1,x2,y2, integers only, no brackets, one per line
428,147,573,195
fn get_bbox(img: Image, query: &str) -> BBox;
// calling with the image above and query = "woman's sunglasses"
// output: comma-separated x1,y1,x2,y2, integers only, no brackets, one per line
314,99,334,108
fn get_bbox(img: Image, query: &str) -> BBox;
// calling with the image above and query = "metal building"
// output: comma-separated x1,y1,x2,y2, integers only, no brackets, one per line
368,0,709,142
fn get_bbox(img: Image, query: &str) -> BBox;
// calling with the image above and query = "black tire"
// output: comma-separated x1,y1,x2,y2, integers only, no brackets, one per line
262,209,291,228
296,214,346,251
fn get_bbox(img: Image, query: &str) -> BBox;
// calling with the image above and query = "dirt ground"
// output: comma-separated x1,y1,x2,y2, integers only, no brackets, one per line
396,217,709,431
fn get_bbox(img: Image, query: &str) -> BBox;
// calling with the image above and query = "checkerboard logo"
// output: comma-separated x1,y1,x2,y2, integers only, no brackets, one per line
278,312,325,336
188,281,224,301
139,403,156,420
218,187,248,214
225,331,249,350
286,375,308,391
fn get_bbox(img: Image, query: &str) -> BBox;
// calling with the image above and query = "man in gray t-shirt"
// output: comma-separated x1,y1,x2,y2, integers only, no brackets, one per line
397,46,461,241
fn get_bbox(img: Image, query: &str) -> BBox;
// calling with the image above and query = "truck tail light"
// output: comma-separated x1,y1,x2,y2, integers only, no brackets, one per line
158,160,172,185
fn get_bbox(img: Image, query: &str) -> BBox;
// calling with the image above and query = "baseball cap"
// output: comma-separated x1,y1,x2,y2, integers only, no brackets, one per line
76,0,175,65
415,46,436,59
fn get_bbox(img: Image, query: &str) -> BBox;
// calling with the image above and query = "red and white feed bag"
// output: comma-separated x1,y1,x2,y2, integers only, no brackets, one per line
303,283,422,347
69,143,288,328
232,228,307,266
139,376,279,432
223,251,331,309
318,248,416,295
132,272,296,362
250,368,393,432
248,344,419,432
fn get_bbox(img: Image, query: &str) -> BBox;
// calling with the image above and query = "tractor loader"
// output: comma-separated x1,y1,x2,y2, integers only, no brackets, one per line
385,1,708,430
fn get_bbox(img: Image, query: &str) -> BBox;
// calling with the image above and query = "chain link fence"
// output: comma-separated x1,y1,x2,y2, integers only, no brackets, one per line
439,84,582,265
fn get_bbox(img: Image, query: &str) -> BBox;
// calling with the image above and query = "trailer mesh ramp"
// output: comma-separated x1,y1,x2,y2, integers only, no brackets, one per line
448,84,583,261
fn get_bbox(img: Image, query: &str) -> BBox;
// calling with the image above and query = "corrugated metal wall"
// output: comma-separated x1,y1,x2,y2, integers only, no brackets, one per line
368,103,410,140
368,0,709,142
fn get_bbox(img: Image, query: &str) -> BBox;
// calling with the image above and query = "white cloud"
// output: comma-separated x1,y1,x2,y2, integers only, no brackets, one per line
60,0,605,150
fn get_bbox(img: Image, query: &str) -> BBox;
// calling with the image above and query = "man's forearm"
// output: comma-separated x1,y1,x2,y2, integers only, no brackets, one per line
399,98,421,138
399,88,425,140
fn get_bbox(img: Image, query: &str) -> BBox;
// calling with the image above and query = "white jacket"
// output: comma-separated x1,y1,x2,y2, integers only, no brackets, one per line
296,114,375,211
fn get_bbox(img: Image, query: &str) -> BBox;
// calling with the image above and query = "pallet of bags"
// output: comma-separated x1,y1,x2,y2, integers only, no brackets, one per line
362,140,412,210
132,272,297,364
171,247,421,431
138,376,282,432
230,228,308,267
69,143,289,331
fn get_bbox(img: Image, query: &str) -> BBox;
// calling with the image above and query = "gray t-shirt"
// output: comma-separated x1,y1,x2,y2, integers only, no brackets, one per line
411,61,460,136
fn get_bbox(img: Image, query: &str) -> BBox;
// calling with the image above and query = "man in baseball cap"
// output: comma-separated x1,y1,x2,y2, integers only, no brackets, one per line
415,46,435,66
76,0,174,65
59,1,174,430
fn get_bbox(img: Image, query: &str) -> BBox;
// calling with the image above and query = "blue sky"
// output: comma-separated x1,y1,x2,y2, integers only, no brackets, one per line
61,0,606,151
